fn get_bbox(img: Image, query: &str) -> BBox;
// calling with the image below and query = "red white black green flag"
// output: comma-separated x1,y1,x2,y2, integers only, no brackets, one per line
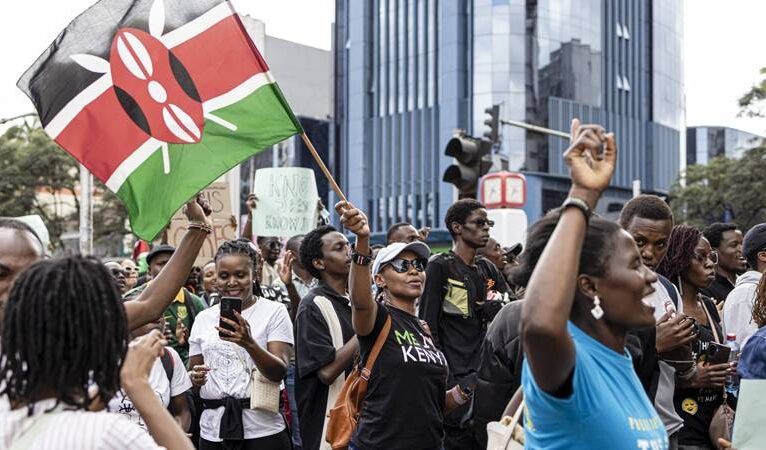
18,0,303,240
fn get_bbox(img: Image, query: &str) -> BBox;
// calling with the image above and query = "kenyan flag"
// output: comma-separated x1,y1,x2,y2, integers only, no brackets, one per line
18,0,302,240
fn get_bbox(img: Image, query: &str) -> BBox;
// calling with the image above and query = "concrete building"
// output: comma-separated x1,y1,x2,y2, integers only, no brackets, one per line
238,17,334,214
687,126,765,165
334,0,685,239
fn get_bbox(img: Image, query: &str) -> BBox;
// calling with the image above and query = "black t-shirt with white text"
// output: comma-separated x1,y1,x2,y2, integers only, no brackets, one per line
352,305,448,450
673,297,724,446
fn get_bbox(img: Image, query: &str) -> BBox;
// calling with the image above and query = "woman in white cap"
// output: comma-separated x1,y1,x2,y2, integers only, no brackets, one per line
336,202,472,450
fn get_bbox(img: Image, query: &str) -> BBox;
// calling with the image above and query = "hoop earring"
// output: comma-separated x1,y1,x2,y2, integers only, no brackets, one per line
591,295,604,320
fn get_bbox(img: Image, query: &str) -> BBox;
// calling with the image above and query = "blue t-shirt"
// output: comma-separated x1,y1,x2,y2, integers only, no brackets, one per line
522,323,668,450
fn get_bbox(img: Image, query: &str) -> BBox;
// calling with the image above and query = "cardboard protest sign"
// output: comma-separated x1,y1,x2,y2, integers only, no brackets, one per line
252,168,319,237
167,182,237,267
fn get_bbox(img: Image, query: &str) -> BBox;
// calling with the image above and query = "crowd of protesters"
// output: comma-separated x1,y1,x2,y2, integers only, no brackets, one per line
3,119,766,449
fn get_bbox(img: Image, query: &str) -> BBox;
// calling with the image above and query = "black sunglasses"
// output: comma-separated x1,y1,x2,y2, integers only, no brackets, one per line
384,258,428,273
466,218,495,228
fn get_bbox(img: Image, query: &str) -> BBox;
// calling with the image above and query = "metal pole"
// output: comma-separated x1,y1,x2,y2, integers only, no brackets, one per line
79,164,93,255
500,119,571,140
0,112,36,125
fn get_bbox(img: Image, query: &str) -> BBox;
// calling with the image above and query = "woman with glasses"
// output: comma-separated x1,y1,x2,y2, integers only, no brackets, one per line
657,224,732,450
336,202,473,450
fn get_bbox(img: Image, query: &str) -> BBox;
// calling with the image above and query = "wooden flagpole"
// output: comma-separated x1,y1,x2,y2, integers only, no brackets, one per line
300,132,348,203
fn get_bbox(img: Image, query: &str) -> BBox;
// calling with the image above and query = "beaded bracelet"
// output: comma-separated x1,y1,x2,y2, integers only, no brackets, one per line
187,222,213,234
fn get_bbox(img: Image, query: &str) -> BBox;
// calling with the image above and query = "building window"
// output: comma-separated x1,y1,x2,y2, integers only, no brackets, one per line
616,22,630,40
616,75,631,92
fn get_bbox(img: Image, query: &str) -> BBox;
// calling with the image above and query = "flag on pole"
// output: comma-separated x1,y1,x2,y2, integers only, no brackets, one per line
18,0,303,240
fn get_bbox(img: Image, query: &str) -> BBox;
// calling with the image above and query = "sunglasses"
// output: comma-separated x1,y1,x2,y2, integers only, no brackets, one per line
466,218,495,228
693,251,718,265
383,258,428,273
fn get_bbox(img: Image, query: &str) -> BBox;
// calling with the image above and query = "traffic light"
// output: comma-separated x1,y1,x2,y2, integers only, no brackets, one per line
483,104,500,143
443,136,492,199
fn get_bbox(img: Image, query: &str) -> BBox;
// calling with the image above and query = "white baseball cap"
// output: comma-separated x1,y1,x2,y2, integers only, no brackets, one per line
372,241,431,276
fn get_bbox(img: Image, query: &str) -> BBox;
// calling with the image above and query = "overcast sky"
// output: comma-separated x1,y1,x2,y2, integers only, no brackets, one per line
1,0,764,136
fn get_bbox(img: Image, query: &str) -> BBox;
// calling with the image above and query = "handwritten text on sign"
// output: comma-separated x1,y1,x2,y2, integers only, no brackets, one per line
252,168,319,237
168,182,236,267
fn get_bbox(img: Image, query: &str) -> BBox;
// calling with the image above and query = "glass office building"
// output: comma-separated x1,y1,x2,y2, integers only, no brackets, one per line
687,126,765,165
334,0,684,237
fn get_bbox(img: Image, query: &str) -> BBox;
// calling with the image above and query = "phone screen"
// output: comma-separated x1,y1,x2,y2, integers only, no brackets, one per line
219,296,242,338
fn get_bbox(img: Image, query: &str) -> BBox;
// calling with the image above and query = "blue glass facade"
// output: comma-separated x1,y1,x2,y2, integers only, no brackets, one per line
687,126,765,165
334,0,684,234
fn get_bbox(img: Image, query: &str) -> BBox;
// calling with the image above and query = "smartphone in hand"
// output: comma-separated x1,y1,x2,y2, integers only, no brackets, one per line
219,296,242,338
705,342,732,365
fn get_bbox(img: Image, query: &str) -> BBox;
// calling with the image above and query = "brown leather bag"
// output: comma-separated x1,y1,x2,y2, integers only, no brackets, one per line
325,316,392,450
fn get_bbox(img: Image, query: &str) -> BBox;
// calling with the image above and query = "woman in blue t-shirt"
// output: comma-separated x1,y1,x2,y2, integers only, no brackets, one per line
518,119,669,450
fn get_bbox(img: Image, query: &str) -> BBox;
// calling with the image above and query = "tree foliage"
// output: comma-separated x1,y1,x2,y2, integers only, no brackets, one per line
671,146,766,231
739,67,766,117
0,124,129,252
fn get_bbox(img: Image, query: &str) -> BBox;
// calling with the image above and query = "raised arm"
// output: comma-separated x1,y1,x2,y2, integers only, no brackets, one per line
278,250,302,322
520,119,616,394
241,194,257,241
124,197,211,331
336,202,378,336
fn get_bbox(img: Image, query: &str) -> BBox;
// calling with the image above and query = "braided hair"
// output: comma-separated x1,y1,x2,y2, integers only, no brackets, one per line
215,238,263,289
753,273,766,328
656,224,702,287
0,256,128,410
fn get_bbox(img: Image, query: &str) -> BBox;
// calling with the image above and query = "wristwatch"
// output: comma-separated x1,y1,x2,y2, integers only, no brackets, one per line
352,249,373,266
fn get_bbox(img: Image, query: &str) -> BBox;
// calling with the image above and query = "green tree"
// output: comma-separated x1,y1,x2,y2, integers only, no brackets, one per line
671,146,766,231
739,67,766,117
0,124,130,251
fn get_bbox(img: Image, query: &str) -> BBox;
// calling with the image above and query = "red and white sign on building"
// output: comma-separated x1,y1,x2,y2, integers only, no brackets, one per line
480,171,527,209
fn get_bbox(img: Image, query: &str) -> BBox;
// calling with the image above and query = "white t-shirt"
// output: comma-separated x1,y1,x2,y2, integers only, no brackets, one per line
644,278,685,435
107,347,192,430
645,278,684,320
1,399,161,449
188,298,293,441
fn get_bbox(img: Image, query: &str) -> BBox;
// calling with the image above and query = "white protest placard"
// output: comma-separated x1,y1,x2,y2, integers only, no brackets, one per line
252,167,319,237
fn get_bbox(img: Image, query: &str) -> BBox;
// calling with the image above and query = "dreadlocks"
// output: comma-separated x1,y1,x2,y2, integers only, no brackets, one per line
0,256,128,410
656,224,703,286
215,238,263,287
